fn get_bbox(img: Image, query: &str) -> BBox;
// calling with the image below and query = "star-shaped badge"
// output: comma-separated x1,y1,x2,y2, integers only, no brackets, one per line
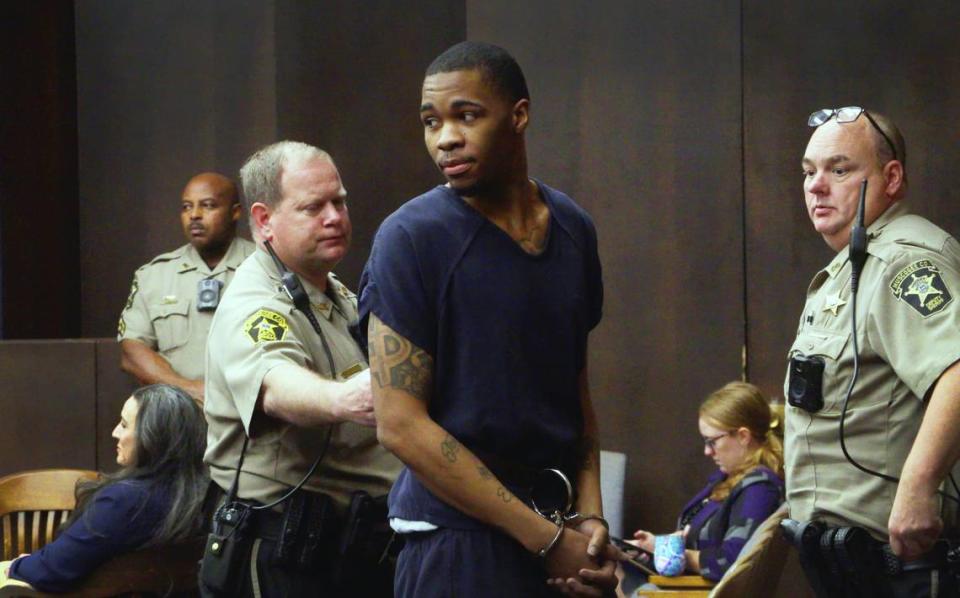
890,260,953,317
822,292,847,316
903,273,942,306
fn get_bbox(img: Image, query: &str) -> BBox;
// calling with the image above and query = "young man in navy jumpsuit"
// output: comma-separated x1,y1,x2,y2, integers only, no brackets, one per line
360,41,618,597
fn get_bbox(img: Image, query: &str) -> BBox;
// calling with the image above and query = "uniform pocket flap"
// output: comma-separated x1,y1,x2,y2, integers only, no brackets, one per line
150,298,191,320
789,328,850,361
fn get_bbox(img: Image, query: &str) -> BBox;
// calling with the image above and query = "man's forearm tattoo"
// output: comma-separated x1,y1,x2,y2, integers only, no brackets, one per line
478,464,513,502
369,317,432,399
476,464,493,480
576,434,598,470
440,433,460,463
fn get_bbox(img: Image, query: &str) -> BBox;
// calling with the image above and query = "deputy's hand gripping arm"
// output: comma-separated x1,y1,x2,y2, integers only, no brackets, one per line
260,364,375,427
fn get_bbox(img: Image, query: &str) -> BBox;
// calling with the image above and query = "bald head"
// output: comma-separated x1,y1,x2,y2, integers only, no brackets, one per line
180,171,242,263
182,172,239,205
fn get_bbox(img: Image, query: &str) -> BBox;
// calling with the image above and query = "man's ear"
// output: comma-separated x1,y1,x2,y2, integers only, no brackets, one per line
883,160,906,200
512,98,530,134
231,201,242,223
250,202,272,241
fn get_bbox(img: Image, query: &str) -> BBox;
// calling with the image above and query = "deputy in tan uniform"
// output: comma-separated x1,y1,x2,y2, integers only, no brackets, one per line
786,107,960,596
201,141,400,597
118,172,254,403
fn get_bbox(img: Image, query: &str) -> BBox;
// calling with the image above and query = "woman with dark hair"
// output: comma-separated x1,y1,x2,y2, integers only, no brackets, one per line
1,384,208,592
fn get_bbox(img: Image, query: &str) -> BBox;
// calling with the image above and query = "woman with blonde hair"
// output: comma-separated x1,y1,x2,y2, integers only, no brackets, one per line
630,381,785,581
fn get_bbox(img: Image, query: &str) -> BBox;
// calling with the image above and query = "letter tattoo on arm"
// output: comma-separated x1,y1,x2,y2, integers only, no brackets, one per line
369,316,433,400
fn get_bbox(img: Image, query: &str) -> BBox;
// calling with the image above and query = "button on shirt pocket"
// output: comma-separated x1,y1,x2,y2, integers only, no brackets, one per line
149,299,192,353
787,328,850,412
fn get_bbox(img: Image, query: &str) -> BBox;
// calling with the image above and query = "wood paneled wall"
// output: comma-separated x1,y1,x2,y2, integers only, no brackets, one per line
0,2,79,338
74,0,278,338
0,340,135,475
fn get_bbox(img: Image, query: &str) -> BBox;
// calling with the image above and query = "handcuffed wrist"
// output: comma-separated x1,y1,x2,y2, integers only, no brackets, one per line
570,512,609,531
537,522,564,558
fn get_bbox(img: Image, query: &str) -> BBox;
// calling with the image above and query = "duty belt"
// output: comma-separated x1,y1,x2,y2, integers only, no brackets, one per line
781,518,956,597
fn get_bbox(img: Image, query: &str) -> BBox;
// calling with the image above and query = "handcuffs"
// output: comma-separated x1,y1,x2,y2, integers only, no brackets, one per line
530,468,608,558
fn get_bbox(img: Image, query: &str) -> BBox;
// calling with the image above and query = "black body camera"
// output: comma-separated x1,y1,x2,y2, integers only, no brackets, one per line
197,278,223,312
788,353,825,413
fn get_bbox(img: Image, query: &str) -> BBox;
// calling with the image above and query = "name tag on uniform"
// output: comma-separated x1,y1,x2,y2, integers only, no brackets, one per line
340,363,365,379
161,295,178,304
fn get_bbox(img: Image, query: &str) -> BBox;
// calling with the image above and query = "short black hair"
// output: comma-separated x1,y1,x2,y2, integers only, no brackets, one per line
426,41,529,104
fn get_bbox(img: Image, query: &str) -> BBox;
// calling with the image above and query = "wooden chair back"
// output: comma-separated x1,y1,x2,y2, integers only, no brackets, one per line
709,504,790,597
0,469,98,561
0,470,203,597
65,536,205,597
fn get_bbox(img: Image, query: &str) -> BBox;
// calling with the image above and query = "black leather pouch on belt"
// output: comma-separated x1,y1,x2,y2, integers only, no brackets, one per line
829,526,885,595
200,501,254,596
273,489,338,572
331,490,395,585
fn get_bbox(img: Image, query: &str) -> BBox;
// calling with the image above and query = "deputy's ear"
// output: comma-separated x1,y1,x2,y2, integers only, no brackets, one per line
251,203,272,240
883,160,905,199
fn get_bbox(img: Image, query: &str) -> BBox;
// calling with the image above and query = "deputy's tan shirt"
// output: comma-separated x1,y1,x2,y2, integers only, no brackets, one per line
203,248,400,508
118,237,254,380
784,202,960,540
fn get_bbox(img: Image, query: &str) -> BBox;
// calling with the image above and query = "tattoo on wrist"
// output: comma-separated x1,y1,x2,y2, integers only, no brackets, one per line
496,486,514,503
440,433,460,463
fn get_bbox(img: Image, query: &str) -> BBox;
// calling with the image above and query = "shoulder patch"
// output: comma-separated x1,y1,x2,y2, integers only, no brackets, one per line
244,309,289,343
889,259,953,317
336,283,355,301
117,316,126,337
124,277,139,310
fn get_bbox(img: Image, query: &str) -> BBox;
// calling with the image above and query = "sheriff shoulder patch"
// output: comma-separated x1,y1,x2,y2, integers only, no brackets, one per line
337,283,355,301
244,309,289,343
124,277,139,310
889,259,953,317
117,317,126,337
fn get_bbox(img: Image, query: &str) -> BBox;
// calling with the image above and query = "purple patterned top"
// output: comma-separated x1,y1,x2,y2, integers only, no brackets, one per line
677,466,784,581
